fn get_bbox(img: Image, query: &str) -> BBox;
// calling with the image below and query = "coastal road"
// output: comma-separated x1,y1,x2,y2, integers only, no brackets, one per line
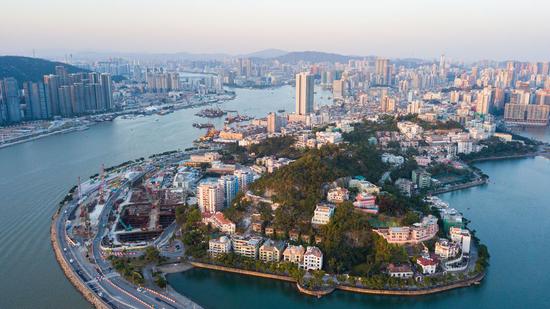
54,168,194,308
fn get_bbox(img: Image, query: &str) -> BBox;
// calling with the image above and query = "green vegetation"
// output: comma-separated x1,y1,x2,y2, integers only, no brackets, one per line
176,205,208,258
251,144,386,233
249,136,302,159
459,137,537,162
0,56,88,85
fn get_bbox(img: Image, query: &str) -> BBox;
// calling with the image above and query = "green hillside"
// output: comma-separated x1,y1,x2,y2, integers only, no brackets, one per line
0,56,88,86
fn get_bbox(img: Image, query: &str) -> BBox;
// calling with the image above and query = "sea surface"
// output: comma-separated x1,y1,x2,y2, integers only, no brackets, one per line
1,84,549,308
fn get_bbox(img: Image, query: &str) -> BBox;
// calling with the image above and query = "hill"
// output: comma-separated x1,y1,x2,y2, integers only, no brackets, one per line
0,56,88,85
273,51,363,63
242,49,288,59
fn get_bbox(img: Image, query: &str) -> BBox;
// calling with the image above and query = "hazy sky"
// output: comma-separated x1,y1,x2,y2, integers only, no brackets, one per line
1,0,549,61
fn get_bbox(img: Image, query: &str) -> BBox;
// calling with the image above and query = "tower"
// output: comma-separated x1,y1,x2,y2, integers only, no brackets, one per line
295,72,314,115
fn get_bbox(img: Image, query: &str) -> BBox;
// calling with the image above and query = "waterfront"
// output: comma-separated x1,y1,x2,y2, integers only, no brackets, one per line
167,156,550,309
0,84,549,308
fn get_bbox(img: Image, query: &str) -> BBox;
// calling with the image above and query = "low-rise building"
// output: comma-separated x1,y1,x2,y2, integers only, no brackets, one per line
348,179,380,194
435,239,460,259
202,212,236,235
412,169,431,189
209,236,231,257
353,192,379,214
449,227,472,255
311,204,335,225
259,240,285,263
232,235,263,259
416,256,438,274
283,245,305,265
374,215,439,245
395,178,414,197
388,264,413,278
303,246,323,270
327,187,349,203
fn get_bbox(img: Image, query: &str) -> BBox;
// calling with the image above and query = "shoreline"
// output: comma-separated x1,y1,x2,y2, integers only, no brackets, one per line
183,261,485,297
50,209,109,309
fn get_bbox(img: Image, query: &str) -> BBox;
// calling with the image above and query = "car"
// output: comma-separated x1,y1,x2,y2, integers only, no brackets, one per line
63,247,67,252
69,259,74,263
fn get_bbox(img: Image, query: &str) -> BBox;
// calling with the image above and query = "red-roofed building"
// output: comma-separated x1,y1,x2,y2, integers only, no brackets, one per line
417,256,438,274
202,211,236,235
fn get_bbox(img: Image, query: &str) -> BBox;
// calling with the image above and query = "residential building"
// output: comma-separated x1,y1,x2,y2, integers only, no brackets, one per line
435,239,460,259
387,264,413,278
283,245,305,265
412,169,431,189
326,187,349,203
234,169,254,191
395,178,414,197
348,179,380,194
218,175,239,206
232,235,263,259
259,240,285,263
375,215,439,245
449,227,471,255
353,192,379,214
202,212,236,234
417,256,438,274
311,204,335,225
197,181,224,213
208,236,231,257
303,246,323,271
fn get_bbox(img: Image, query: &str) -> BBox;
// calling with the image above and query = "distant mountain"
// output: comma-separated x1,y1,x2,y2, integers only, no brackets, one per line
242,49,288,59
0,56,87,85
273,51,363,63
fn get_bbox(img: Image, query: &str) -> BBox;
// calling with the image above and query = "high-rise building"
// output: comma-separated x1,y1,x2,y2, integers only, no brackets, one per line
295,72,314,115
1,78,21,123
218,175,239,207
23,82,50,120
375,58,391,85
267,112,280,134
197,182,225,213
234,170,254,192
332,79,346,99
504,103,550,126
439,54,446,79
476,87,493,115
44,75,61,115
100,73,113,110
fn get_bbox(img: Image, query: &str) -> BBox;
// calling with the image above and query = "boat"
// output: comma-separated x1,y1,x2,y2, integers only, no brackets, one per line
195,107,227,118
192,123,215,129
277,109,285,113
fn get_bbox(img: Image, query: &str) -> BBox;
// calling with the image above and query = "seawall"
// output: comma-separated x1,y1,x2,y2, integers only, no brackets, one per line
50,210,109,309
337,272,485,296
189,262,485,297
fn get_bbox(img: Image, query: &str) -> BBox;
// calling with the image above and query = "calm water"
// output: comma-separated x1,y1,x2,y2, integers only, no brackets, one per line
167,158,550,308
0,85,332,309
0,84,548,308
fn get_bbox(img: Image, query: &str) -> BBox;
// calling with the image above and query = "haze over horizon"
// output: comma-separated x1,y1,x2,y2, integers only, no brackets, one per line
1,0,549,62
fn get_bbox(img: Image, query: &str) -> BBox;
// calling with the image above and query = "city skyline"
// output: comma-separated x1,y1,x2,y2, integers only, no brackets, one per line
2,0,550,62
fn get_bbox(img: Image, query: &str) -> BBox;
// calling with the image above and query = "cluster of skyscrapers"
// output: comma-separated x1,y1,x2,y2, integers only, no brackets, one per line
145,70,180,93
0,66,114,125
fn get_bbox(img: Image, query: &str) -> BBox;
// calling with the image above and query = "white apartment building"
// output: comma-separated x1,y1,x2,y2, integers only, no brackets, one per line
311,204,335,225
303,246,323,271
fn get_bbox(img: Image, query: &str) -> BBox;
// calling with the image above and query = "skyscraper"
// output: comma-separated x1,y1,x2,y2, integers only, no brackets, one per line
44,75,61,116
1,78,21,123
23,81,50,120
100,73,113,110
218,175,239,207
295,72,314,115
375,58,391,85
